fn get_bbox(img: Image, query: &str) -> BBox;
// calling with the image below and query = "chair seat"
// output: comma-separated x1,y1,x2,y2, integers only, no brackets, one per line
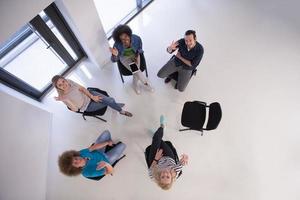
180,101,222,135
181,101,206,131
117,53,148,83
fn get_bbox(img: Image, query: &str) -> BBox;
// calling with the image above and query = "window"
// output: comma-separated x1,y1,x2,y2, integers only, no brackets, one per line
93,0,153,37
0,3,85,100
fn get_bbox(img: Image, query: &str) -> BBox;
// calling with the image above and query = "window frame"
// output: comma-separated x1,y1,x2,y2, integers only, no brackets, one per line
0,3,86,101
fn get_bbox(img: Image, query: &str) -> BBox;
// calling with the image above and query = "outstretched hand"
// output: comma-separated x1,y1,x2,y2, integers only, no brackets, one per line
180,154,189,166
91,95,102,102
96,161,107,170
109,47,118,56
154,149,163,161
169,40,179,51
107,140,113,146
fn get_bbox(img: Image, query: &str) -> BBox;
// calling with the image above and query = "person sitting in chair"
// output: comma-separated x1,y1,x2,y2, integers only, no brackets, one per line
109,24,154,94
147,115,189,190
157,30,204,92
58,130,126,178
52,75,132,117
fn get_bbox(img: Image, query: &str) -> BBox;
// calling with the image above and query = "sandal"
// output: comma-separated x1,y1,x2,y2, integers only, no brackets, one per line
120,111,133,117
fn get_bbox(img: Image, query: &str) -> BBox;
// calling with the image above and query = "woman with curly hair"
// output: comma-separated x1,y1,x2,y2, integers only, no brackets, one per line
109,24,154,94
58,130,126,178
147,115,189,190
52,75,132,117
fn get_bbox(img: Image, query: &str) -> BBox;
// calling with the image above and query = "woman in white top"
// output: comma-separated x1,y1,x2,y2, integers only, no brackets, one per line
147,115,189,190
52,75,132,117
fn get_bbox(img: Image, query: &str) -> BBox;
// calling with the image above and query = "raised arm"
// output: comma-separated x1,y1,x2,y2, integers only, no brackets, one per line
55,94,79,112
89,140,113,152
110,45,119,62
77,84,103,103
96,161,114,175
166,40,179,54
179,154,189,166
150,149,163,168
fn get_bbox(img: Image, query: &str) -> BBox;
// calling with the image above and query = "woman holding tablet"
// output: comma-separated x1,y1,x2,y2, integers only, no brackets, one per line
109,24,154,94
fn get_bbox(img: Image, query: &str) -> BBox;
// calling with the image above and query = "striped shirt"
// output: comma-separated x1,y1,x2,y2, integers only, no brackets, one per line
148,156,183,179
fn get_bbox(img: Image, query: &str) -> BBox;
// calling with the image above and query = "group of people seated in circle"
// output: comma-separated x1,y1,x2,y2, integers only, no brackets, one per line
54,24,204,190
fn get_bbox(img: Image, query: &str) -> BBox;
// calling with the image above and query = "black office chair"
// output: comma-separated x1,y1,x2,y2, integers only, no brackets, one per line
117,53,148,83
145,141,182,178
180,101,222,136
68,87,108,122
167,56,197,89
86,142,126,181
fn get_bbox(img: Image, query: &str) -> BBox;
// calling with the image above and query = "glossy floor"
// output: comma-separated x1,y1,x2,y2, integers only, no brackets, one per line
44,0,300,199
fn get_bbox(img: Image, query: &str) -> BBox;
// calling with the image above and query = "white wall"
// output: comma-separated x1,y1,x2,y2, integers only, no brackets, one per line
0,0,53,44
55,0,111,68
0,90,52,200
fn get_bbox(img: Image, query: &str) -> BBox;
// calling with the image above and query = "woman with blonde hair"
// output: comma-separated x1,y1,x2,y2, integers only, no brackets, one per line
51,75,132,117
147,115,189,190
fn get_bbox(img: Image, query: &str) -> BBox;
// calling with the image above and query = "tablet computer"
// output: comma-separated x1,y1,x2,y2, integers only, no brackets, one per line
129,62,139,74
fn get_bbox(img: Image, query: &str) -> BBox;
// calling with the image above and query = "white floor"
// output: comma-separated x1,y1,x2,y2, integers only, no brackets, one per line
44,0,300,199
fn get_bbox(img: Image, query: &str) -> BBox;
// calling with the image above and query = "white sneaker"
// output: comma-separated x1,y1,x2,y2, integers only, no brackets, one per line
133,83,141,95
144,82,154,92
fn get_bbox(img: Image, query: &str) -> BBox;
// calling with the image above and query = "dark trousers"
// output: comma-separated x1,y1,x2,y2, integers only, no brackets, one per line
147,127,175,167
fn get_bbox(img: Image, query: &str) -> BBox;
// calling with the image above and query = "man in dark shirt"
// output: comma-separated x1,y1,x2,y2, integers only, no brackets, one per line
157,30,204,92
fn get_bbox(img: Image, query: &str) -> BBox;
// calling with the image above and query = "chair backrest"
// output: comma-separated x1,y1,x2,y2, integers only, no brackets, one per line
117,53,146,76
205,102,222,130
86,142,126,181
181,101,206,131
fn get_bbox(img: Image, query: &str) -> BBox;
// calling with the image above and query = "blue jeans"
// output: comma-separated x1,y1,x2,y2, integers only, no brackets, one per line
95,130,126,164
85,91,123,112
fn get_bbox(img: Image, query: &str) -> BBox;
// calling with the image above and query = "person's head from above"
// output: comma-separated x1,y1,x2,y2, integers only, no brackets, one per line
58,150,85,176
184,30,197,49
52,75,70,93
155,168,176,190
112,24,133,48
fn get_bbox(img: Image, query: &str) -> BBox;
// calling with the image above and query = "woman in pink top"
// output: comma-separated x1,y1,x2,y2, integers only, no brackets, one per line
52,75,132,117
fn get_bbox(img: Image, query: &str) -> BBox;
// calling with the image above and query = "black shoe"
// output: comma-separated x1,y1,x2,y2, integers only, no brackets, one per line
174,83,178,89
164,77,171,83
